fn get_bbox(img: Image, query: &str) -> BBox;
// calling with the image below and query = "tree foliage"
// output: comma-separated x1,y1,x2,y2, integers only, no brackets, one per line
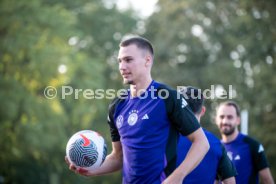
0,0,136,183
145,0,276,177
1,0,275,183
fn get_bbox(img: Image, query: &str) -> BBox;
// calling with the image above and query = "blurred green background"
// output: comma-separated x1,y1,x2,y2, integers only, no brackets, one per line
0,0,275,183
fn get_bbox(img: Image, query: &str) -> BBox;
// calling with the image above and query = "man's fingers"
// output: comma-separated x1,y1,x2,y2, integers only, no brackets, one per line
65,156,75,171
77,168,88,174
70,164,77,171
65,156,89,176
65,156,77,171
65,156,70,165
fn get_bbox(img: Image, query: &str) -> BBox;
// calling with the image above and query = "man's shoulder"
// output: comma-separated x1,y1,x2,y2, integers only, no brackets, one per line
241,134,264,153
155,82,175,93
108,94,128,111
154,82,184,100
154,82,190,112
242,134,261,145
203,130,223,150
204,130,220,142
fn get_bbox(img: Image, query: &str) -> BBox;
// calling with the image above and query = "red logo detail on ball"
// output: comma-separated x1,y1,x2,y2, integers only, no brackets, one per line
80,134,91,147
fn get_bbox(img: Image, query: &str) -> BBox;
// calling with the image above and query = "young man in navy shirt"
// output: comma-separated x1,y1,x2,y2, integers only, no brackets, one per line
177,86,237,184
66,36,209,183
215,101,274,184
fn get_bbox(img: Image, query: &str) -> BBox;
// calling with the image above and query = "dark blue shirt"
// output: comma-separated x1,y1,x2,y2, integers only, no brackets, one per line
222,133,269,184
177,129,236,184
108,81,200,184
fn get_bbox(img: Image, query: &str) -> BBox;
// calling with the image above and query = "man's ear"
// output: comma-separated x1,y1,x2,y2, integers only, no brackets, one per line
200,106,206,117
145,55,153,67
237,117,241,126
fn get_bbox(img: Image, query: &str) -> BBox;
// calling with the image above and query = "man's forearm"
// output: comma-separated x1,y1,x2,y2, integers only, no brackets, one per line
84,141,123,177
87,152,123,176
222,177,236,184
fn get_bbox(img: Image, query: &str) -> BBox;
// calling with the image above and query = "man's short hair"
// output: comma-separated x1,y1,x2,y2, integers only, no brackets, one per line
218,101,241,117
180,86,204,114
120,36,154,56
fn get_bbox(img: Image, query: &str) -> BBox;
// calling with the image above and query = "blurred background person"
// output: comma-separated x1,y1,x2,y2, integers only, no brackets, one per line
178,86,237,184
215,101,274,184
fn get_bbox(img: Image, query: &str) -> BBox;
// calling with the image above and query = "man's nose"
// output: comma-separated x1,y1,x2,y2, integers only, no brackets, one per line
221,118,228,125
119,62,126,70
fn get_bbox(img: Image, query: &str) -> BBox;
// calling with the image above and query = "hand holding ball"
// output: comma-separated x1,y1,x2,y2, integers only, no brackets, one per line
66,130,107,172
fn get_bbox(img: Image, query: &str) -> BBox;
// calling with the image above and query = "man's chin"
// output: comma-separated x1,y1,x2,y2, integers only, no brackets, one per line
123,79,134,85
221,129,235,136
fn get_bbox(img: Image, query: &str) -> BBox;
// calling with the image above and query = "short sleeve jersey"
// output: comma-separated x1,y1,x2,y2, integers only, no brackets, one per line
177,129,237,184
222,133,269,184
107,81,200,184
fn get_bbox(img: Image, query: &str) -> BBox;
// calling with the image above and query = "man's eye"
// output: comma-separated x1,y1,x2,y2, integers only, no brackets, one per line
227,116,233,120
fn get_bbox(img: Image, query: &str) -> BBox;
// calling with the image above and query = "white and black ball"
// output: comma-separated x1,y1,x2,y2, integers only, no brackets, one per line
66,130,107,171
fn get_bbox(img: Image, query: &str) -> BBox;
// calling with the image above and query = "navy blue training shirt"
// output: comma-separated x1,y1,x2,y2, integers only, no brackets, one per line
177,129,237,184
222,133,269,184
107,81,201,184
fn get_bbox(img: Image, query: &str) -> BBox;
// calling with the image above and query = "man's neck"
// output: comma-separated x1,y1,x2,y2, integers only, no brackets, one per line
196,115,201,123
130,77,152,97
222,130,239,143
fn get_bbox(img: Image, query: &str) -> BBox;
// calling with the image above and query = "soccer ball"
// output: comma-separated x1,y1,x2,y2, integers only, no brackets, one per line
66,130,107,171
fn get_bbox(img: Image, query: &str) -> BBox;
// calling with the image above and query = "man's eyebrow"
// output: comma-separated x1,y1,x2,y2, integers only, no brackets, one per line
118,56,133,61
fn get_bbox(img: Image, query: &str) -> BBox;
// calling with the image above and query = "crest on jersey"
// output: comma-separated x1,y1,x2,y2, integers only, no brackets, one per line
116,115,124,129
128,110,138,126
